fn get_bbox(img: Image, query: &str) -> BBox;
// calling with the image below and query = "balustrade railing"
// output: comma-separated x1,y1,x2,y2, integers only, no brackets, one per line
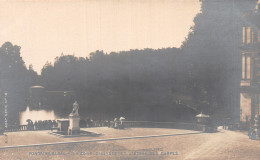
4,125,28,132
4,121,208,132
110,121,207,131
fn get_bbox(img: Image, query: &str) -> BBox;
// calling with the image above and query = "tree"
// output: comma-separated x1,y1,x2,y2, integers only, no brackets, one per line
182,0,257,118
0,42,38,124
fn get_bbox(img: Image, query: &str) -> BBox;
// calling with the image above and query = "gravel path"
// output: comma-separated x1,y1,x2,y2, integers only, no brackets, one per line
0,128,259,160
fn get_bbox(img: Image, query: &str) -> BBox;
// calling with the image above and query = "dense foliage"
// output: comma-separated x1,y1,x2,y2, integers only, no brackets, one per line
0,42,38,124
41,49,198,122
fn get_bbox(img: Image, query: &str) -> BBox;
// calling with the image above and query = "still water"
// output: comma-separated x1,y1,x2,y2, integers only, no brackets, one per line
19,106,59,125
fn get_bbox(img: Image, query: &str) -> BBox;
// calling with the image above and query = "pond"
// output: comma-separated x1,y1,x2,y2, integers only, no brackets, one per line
19,106,60,125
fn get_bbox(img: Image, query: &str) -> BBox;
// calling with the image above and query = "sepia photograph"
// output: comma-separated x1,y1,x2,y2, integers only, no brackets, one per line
0,0,260,159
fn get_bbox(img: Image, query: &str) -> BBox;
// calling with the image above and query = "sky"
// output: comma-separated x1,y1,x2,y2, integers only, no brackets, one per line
0,0,201,74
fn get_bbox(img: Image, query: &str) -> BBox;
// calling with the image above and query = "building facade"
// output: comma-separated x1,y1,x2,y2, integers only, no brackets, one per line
240,2,260,125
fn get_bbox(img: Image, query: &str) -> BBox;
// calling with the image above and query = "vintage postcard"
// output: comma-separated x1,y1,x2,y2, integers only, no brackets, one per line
0,0,260,159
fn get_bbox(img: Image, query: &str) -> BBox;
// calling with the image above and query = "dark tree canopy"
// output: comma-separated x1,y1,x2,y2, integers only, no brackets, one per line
41,48,197,122
182,0,258,119
0,42,38,124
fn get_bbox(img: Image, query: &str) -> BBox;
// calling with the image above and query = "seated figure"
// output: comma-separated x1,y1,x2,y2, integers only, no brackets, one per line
70,101,79,116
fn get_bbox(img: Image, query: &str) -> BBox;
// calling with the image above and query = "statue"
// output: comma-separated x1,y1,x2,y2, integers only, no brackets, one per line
70,101,79,116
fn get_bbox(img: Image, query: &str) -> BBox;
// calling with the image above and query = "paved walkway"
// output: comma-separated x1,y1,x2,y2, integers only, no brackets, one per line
0,127,199,147
0,131,202,149
183,129,260,160
0,128,260,160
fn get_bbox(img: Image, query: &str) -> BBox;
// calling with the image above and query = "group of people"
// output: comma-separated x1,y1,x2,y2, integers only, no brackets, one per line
80,117,125,128
27,120,58,130
80,118,111,128
25,117,126,130
112,117,125,129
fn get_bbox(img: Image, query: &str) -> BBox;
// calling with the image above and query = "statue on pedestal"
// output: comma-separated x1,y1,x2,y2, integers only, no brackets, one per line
68,101,80,135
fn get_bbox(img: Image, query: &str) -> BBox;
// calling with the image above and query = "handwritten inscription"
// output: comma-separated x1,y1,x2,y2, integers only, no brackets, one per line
4,92,8,129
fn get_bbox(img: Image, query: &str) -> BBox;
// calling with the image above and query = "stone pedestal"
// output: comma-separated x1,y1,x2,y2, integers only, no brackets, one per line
68,114,80,135
57,119,69,132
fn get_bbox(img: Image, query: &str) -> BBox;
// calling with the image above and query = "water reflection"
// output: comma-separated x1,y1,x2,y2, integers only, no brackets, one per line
19,106,59,125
